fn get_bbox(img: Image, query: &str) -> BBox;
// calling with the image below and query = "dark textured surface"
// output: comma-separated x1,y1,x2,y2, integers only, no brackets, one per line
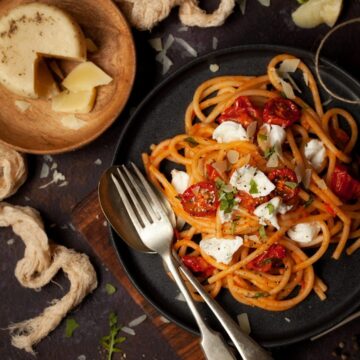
0,0,360,359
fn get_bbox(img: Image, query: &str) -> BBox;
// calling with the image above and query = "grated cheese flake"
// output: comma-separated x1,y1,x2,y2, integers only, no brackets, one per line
303,72,309,86
279,59,300,73
40,163,50,179
246,121,257,139
209,64,219,73
128,314,147,328
279,78,296,99
238,0,247,15
149,38,163,52
175,37,198,57
121,326,135,336
237,313,251,335
212,37,218,50
61,115,87,130
257,0,270,6
14,100,31,113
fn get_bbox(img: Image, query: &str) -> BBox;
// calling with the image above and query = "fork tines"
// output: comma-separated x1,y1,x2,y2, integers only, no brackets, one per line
111,163,167,231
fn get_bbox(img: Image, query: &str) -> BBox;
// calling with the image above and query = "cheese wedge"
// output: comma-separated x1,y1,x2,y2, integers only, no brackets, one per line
62,62,112,92
52,89,97,113
0,3,86,98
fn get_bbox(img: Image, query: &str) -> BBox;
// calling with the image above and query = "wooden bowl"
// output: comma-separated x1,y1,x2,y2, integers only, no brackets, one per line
0,0,136,154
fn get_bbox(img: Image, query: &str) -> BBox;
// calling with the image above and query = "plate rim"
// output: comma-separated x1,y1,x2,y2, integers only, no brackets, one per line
110,44,360,347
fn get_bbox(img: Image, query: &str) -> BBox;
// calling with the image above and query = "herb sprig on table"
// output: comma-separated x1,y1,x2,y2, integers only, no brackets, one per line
100,312,126,360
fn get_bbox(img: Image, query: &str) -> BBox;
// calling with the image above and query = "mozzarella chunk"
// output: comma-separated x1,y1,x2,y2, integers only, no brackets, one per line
230,165,275,198
219,210,232,224
287,222,321,243
278,203,293,215
304,139,326,171
254,197,282,229
212,121,248,143
260,124,287,147
200,237,243,264
171,170,190,194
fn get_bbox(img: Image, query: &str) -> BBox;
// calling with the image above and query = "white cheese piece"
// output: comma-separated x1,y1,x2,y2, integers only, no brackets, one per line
260,124,287,147
62,62,112,92
14,100,31,113
171,170,189,194
279,59,300,73
60,115,87,130
304,139,326,171
212,121,249,143
287,222,321,243
279,78,296,100
254,196,282,230
292,0,343,28
0,3,86,98
230,165,275,198
200,237,243,265
52,89,97,113
278,203,293,215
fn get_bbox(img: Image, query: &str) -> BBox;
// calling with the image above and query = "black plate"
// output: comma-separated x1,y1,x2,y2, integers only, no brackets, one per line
111,45,360,347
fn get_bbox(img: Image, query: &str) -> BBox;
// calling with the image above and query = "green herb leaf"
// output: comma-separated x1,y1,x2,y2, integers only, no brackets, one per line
65,318,79,338
258,133,268,141
215,179,225,189
304,195,314,208
266,203,275,215
254,292,268,299
249,179,259,194
217,181,237,214
184,137,199,148
264,146,275,159
259,225,266,239
105,283,117,295
100,312,126,360
285,181,298,189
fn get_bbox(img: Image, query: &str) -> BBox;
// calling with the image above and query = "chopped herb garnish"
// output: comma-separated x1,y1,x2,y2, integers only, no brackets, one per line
65,318,79,338
105,283,117,295
253,292,268,299
258,133,268,141
304,195,314,208
266,203,275,215
249,179,259,194
259,225,266,239
100,312,126,360
217,181,237,214
285,181,298,189
264,146,275,159
184,137,199,148
215,179,225,189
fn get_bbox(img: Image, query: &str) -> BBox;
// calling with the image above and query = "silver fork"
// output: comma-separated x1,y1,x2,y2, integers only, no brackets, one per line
111,164,235,360
111,163,272,360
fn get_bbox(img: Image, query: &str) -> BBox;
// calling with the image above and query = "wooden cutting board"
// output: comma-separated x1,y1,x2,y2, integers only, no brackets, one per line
72,190,203,360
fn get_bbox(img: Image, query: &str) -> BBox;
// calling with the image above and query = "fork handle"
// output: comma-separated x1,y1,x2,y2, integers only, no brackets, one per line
173,252,273,360
163,254,236,360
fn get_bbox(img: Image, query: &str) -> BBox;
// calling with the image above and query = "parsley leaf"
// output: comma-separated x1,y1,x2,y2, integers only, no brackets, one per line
65,318,79,338
259,225,267,239
254,292,268,299
105,283,117,295
264,146,275,159
215,179,225,189
184,137,199,148
100,312,126,360
304,195,314,208
285,181,298,189
249,179,259,194
217,181,237,214
231,221,237,235
266,203,275,215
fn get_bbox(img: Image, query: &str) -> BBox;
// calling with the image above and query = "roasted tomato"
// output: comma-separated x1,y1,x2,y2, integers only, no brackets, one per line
182,255,215,277
218,96,261,128
263,98,301,127
236,191,270,213
181,181,219,217
331,128,350,147
206,164,222,181
268,167,300,204
246,244,286,273
330,164,360,202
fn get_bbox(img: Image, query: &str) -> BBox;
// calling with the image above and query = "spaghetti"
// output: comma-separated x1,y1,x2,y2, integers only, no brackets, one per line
142,54,360,311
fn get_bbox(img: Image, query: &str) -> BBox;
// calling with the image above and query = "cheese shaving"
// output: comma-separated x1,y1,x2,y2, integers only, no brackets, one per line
279,59,300,73
209,64,220,73
279,78,296,99
175,37,198,57
14,100,31,113
149,38,163,52
237,313,251,335
61,115,87,130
